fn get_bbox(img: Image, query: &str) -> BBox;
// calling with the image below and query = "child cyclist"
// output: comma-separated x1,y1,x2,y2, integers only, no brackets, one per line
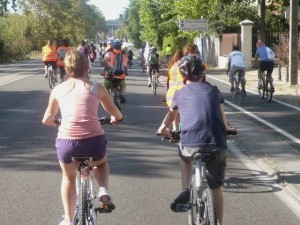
157,55,233,225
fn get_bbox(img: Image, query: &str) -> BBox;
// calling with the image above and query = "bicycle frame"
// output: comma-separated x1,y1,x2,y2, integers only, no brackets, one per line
73,157,98,225
188,153,218,225
231,71,244,105
259,71,273,102
110,78,122,110
151,68,158,95
47,64,56,89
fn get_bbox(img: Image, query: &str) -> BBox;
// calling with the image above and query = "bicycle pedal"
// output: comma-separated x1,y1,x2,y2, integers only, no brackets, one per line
175,203,191,212
95,206,113,213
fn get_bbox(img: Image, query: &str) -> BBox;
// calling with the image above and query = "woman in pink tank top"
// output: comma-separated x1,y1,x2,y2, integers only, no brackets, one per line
42,49,123,225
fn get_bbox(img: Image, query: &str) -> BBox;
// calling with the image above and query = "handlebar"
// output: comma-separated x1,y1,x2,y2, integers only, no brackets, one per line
156,128,237,142
54,116,118,126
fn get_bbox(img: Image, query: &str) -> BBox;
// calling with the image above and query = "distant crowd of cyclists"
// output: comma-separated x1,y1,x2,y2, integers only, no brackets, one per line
41,37,275,225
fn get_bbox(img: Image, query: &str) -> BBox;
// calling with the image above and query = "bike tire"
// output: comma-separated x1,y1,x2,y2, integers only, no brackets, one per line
188,175,197,225
199,187,218,225
113,89,121,111
261,77,266,99
75,180,88,225
266,79,273,102
236,90,243,105
152,72,157,95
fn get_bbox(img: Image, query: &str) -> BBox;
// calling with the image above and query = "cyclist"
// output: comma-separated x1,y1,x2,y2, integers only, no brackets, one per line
77,40,91,72
252,40,275,91
165,43,173,61
42,39,58,80
227,45,246,95
166,44,200,131
103,39,128,103
42,49,123,225
157,55,230,225
146,47,160,87
57,39,71,83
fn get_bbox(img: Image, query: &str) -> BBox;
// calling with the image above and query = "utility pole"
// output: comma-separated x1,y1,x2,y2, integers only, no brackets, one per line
289,0,298,85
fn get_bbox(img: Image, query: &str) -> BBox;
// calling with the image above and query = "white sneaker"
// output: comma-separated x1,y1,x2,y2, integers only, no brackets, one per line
59,220,71,225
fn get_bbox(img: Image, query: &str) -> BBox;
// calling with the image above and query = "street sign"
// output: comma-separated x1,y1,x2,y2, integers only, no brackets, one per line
179,19,208,31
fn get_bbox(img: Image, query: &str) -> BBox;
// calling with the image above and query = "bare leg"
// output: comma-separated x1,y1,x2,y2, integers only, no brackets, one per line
172,112,180,131
180,159,193,190
213,187,224,225
59,161,79,223
91,156,110,188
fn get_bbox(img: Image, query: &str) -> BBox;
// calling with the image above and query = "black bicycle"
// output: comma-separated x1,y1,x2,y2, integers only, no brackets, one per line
103,71,122,111
55,117,113,225
258,70,274,102
47,64,56,89
158,129,237,225
230,70,245,105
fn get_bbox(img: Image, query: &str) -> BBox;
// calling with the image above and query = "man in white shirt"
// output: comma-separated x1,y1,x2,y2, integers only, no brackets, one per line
227,45,246,95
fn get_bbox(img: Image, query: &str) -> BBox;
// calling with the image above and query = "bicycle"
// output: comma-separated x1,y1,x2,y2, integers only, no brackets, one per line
59,66,67,83
157,129,237,225
47,64,56,89
258,70,274,102
55,117,113,225
103,71,122,111
230,70,245,105
151,68,159,95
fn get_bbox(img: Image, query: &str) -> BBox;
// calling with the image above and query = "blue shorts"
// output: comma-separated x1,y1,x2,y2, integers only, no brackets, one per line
55,135,107,164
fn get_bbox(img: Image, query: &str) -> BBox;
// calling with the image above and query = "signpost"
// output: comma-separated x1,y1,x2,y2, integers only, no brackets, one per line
179,19,208,31
178,19,208,63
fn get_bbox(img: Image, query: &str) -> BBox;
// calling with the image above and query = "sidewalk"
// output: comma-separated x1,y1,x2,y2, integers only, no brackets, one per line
207,68,300,216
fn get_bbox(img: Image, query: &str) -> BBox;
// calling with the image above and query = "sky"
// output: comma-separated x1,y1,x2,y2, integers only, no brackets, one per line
90,0,130,20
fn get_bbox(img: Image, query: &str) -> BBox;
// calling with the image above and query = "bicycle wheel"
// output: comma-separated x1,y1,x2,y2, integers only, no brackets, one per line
75,180,88,225
235,89,243,105
113,89,121,110
266,79,273,102
198,187,218,225
188,175,198,225
259,76,266,99
152,72,157,95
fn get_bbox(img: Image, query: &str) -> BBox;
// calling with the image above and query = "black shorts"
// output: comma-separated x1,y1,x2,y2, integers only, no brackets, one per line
178,145,226,189
44,61,58,70
148,65,159,77
259,61,274,74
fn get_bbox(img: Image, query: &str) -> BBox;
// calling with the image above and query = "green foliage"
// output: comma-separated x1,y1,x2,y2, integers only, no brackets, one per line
0,13,32,60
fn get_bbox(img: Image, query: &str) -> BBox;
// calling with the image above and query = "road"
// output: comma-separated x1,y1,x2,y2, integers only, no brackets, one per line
0,59,299,225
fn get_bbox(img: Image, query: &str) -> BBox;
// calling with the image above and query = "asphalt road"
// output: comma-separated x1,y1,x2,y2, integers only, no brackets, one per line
0,59,299,225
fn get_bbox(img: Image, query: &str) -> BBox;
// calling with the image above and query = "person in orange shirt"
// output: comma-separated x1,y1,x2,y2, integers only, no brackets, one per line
103,39,128,103
42,39,58,80
57,39,71,83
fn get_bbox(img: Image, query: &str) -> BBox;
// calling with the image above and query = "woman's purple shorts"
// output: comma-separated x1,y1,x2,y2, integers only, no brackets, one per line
55,135,107,164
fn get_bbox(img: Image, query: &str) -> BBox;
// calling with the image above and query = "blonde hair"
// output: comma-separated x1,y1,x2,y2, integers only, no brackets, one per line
64,49,89,78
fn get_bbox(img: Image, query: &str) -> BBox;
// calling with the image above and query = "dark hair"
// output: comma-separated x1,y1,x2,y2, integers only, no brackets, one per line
81,40,86,46
179,55,205,81
232,45,240,51
62,39,69,47
183,44,200,56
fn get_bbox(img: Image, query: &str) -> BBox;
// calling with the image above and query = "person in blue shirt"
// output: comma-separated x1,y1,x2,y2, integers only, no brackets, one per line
252,40,275,91
157,55,231,225
227,45,246,95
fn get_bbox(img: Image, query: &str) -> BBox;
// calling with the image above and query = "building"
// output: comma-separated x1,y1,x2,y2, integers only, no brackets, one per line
106,20,120,39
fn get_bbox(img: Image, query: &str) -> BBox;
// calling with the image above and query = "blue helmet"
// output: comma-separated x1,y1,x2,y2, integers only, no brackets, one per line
112,39,122,50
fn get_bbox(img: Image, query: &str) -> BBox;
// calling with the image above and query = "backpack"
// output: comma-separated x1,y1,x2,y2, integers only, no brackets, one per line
266,47,275,61
148,52,158,65
58,47,67,60
114,53,124,76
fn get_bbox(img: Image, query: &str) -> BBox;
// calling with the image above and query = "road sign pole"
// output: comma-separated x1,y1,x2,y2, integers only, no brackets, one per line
201,34,205,63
